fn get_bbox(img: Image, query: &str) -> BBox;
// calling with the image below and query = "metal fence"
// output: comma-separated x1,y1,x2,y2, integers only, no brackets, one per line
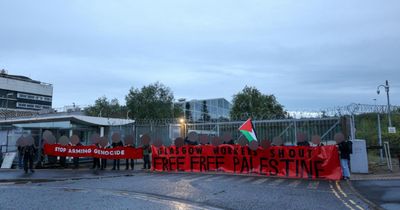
134,117,345,146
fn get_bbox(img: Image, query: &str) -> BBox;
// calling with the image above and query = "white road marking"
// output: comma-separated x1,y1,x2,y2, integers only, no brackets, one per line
252,178,269,185
288,180,302,188
269,179,285,186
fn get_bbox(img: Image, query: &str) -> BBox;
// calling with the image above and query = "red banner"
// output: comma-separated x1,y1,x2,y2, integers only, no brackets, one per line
43,144,143,159
152,145,342,180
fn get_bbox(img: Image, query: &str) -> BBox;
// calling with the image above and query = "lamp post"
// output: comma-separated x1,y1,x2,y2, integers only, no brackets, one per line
179,118,186,137
4,93,14,120
377,80,392,128
373,99,384,163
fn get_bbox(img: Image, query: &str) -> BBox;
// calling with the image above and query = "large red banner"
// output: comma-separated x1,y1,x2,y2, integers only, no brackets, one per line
43,144,143,159
152,145,342,180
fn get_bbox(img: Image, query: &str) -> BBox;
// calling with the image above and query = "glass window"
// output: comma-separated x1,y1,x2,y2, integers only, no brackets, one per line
218,99,223,107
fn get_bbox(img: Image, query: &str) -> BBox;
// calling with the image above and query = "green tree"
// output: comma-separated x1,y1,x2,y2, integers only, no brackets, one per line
85,96,127,118
126,82,181,119
230,86,287,120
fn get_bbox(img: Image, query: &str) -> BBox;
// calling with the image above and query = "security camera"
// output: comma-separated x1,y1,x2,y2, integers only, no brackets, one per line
377,90,380,95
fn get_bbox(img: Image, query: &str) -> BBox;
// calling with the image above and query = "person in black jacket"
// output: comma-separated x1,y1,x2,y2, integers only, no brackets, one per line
338,140,352,180
23,145,36,173
112,140,123,170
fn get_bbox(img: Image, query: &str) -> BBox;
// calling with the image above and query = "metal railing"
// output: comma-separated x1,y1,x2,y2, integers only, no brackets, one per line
134,117,343,145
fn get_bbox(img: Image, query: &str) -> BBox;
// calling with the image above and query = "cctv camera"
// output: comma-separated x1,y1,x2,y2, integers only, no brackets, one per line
377,90,380,94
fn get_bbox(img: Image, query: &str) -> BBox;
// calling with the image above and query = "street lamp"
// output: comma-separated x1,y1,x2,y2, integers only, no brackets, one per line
373,98,384,163
5,93,14,120
179,118,186,137
377,80,392,127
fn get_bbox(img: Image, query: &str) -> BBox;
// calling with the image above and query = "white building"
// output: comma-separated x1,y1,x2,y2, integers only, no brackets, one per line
0,70,53,111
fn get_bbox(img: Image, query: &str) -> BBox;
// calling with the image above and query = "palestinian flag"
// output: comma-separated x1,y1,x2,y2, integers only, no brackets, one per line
239,118,257,142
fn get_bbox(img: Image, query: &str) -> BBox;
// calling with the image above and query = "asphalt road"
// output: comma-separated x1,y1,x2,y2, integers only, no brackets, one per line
0,172,370,210
352,179,400,210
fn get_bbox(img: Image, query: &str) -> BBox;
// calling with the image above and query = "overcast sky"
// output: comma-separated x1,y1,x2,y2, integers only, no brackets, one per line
1,0,399,111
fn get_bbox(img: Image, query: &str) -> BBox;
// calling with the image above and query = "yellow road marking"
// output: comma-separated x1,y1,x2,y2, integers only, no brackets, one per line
329,182,355,210
349,200,365,210
336,181,348,198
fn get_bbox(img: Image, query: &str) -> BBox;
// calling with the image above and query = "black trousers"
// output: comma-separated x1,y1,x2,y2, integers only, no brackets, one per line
73,157,79,169
93,158,100,169
101,159,107,170
143,155,150,169
60,156,67,168
23,155,34,172
113,159,120,170
125,159,134,170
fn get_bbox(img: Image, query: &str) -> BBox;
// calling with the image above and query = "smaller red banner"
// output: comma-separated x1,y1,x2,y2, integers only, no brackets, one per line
43,144,143,159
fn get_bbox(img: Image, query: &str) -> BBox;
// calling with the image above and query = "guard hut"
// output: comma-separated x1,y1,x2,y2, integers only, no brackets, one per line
0,115,135,153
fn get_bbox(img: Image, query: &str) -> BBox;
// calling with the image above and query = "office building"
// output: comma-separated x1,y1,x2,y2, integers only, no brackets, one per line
0,70,53,111
175,98,232,122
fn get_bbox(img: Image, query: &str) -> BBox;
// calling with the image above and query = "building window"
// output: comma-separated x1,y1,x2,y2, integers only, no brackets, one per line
16,102,51,110
17,92,52,102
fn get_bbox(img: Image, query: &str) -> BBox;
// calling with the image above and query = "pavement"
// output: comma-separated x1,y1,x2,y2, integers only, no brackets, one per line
348,164,400,210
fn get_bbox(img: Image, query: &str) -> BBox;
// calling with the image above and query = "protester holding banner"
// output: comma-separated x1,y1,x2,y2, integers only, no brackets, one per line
125,144,135,170
142,144,151,170
336,133,353,180
100,143,110,170
92,143,101,170
72,142,83,169
112,140,123,170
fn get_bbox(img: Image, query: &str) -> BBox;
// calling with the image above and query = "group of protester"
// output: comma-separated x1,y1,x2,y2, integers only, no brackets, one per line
295,137,352,180
89,141,152,171
17,135,352,180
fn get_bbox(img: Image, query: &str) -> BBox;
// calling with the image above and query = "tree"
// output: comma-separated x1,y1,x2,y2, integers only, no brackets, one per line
85,96,127,118
201,100,211,122
126,82,181,119
230,86,287,120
